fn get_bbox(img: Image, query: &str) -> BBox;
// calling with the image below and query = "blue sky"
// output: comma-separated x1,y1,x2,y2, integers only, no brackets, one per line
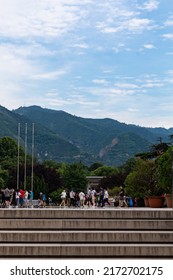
0,0,173,128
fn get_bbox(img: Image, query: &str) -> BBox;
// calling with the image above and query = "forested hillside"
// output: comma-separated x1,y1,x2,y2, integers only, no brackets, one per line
0,105,172,166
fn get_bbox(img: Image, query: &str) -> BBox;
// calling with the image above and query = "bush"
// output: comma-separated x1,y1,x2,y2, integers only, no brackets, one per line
125,159,158,198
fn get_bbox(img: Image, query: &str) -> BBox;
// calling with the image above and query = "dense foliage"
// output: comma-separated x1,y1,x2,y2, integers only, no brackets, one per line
155,147,172,193
60,162,88,193
125,159,157,198
0,133,172,200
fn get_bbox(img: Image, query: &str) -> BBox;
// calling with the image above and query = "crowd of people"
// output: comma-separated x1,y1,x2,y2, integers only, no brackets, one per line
0,188,35,208
0,186,132,208
59,187,110,208
59,186,131,208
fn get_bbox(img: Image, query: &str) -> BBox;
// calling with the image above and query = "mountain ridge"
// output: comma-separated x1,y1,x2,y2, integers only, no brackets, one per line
0,104,172,166
14,105,172,165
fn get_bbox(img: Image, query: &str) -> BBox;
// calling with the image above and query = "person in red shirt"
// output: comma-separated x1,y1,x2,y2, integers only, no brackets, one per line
19,189,25,207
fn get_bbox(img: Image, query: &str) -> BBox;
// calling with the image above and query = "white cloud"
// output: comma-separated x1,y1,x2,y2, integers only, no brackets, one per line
92,79,108,85
98,17,154,34
0,44,38,80
164,19,173,26
45,91,59,97
0,0,88,39
127,18,154,32
165,70,173,84
137,0,160,12
32,69,68,80
115,83,139,89
143,44,155,49
46,94,98,108
0,42,55,59
89,87,136,97
142,82,163,88
127,108,139,112
162,33,173,39
112,43,125,53
72,43,89,49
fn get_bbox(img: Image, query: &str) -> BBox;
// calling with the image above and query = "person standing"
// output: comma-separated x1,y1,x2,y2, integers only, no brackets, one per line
15,189,20,208
38,192,43,207
4,187,11,207
29,190,34,208
99,187,104,207
24,190,29,208
119,186,128,207
69,190,75,207
19,189,25,208
79,191,85,208
42,193,46,207
86,188,92,207
104,188,110,207
91,187,96,207
60,190,66,208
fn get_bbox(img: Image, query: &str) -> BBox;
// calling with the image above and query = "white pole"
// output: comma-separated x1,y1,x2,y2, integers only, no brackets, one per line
31,123,34,193
24,123,27,190
17,123,20,190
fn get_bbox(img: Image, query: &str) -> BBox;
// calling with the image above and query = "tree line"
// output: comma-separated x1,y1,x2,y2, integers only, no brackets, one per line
0,136,172,201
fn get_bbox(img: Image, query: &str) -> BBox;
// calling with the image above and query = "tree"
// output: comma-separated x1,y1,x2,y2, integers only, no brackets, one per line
90,165,118,176
136,141,170,160
0,177,4,189
98,171,126,190
31,175,49,199
88,162,104,172
43,160,61,170
119,158,137,175
125,159,159,198
0,136,18,159
155,147,172,193
34,163,62,193
61,162,88,192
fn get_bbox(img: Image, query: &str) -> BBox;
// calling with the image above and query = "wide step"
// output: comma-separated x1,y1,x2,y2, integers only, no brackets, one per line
0,209,173,258
0,219,173,230
0,230,173,243
1,243,173,257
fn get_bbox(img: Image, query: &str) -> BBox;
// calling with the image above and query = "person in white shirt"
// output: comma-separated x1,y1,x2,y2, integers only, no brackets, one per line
104,188,110,206
69,190,75,207
60,190,66,207
79,191,85,208
24,190,29,208
91,188,96,207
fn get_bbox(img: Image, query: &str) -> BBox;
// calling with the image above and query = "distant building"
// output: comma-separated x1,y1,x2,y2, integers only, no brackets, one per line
86,176,103,190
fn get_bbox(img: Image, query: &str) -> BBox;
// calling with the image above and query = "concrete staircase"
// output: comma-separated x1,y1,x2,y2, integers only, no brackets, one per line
0,208,173,258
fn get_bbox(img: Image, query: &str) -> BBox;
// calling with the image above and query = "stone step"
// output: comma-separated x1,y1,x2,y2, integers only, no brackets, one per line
0,209,173,258
0,230,173,243
0,209,173,219
0,243,173,257
0,219,173,230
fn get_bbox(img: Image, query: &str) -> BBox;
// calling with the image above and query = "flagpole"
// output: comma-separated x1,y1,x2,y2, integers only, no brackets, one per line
17,123,20,190
24,123,27,190
31,123,34,193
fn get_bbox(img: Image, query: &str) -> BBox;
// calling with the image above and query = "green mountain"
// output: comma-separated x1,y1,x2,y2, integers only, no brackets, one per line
1,104,172,166
12,105,172,166
0,105,80,163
